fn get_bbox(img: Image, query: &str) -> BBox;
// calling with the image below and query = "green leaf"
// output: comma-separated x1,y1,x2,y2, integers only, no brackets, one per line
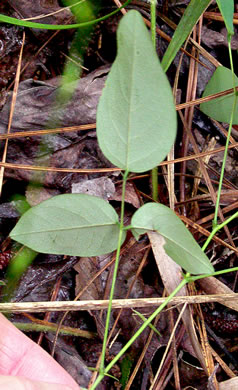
217,0,234,36
200,66,238,124
131,203,214,275
161,0,211,72
96,10,177,173
120,354,134,389
10,194,125,256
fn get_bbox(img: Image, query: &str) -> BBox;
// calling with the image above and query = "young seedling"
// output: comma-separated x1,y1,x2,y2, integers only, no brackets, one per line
6,3,238,388
9,10,214,386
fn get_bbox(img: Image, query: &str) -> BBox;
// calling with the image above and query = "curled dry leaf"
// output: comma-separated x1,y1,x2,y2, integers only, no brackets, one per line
0,66,111,189
198,276,238,312
72,177,115,201
74,256,106,340
26,185,60,206
219,377,238,390
8,0,72,39
12,255,78,302
109,182,140,209
74,257,104,302
46,333,93,388
148,231,208,374
0,66,110,134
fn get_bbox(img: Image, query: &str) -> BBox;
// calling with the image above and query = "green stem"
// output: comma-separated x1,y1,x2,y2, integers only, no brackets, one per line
150,0,157,49
228,34,236,96
213,38,237,228
98,170,129,377
91,278,187,389
151,168,158,201
203,210,238,252
0,0,132,30
14,322,95,338
132,309,161,337
192,266,238,282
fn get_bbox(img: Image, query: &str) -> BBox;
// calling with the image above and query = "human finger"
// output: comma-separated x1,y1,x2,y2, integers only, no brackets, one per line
0,375,75,390
0,313,79,389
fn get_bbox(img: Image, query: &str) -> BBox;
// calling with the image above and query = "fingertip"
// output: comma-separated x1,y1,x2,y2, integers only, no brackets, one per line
0,375,77,390
0,314,80,389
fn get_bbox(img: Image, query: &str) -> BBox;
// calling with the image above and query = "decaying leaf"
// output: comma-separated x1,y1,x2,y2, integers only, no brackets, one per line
8,0,72,39
219,377,238,390
198,276,238,312
72,177,115,201
148,231,209,374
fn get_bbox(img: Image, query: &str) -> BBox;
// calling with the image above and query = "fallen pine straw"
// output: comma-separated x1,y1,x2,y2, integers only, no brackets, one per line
0,293,237,313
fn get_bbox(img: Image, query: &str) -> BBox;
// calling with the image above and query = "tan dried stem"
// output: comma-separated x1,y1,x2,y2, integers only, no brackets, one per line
0,32,25,196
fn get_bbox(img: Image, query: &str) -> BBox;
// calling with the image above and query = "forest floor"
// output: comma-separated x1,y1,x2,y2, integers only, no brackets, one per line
0,1,238,389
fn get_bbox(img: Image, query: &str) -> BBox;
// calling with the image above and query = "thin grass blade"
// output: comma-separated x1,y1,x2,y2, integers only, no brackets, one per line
161,0,211,72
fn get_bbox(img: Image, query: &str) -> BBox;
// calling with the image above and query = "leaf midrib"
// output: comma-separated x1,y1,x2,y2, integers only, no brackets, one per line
12,221,118,236
125,15,138,171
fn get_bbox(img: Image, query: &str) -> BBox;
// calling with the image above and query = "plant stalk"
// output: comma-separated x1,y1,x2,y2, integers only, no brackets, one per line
213,38,236,228
91,278,187,389
0,0,132,30
203,210,238,252
14,322,95,338
98,170,129,377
